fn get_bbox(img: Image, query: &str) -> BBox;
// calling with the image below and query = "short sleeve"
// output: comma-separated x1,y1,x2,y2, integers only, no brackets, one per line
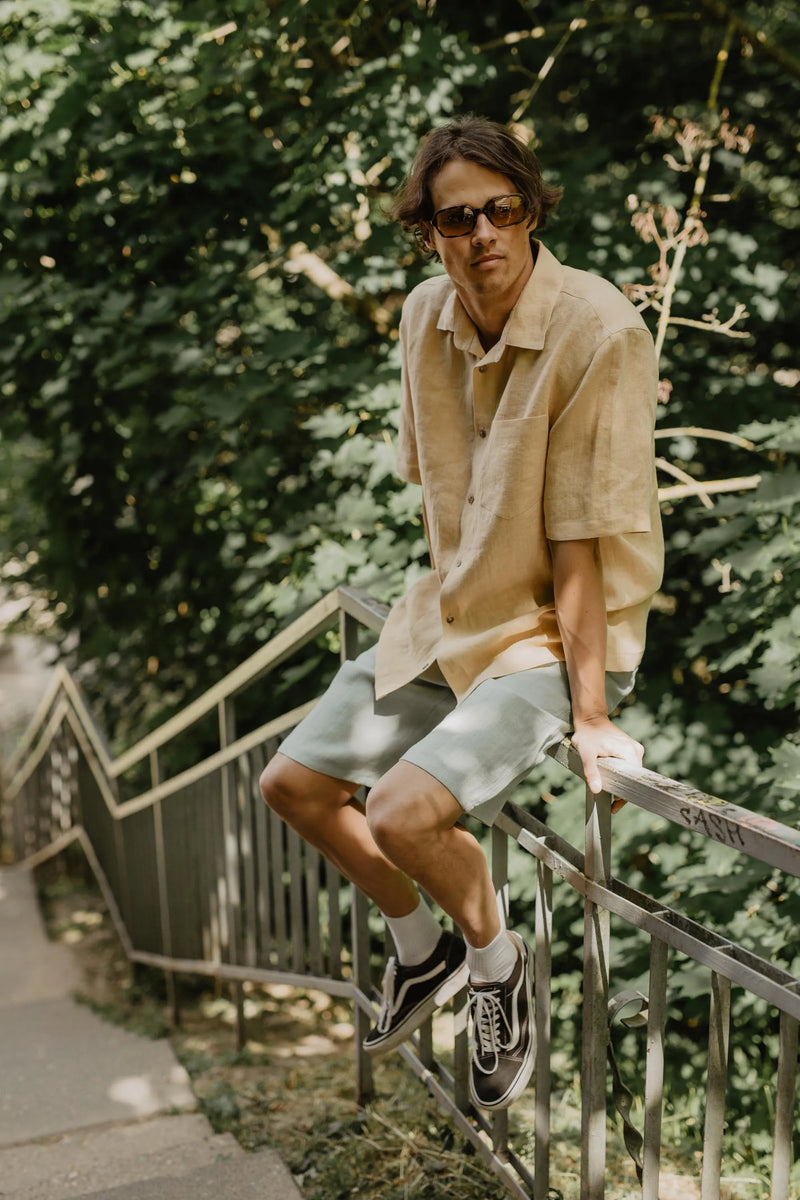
396,311,422,484
544,326,658,540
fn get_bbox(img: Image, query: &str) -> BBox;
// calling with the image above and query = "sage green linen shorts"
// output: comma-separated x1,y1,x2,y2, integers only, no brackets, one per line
277,644,636,826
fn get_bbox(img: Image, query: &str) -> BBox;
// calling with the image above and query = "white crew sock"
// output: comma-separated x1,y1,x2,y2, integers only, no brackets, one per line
381,895,442,966
466,926,519,985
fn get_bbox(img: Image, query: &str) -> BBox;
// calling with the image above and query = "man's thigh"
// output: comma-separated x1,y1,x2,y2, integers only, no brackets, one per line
276,644,457,790
399,662,634,827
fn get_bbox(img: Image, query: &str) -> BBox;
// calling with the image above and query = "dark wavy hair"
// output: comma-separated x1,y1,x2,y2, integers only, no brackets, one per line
391,116,563,250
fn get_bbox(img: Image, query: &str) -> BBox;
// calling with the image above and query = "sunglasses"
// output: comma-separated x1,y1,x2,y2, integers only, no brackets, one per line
430,193,528,238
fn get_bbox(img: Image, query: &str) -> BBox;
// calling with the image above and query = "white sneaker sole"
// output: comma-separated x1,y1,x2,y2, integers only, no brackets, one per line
363,960,470,1056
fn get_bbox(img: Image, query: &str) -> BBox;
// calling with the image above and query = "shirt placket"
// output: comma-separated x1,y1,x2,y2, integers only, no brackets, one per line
441,353,498,632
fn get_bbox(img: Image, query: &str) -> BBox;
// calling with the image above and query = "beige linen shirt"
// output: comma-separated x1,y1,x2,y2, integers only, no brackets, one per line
375,240,664,703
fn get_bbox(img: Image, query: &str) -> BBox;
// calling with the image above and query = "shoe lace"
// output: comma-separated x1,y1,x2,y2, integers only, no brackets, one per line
375,958,398,1033
470,986,512,1072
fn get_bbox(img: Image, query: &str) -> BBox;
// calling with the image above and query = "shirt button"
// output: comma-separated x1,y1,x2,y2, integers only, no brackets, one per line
478,365,487,373
455,559,462,568
467,495,475,504
478,427,487,438
446,615,455,624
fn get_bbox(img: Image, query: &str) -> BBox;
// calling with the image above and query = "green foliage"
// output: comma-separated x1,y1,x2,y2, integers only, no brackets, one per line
3,0,800,1167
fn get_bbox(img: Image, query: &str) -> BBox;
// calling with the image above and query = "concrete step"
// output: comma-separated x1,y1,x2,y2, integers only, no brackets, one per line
0,870,303,1200
0,996,196,1146
0,1113,242,1200
70,1151,303,1200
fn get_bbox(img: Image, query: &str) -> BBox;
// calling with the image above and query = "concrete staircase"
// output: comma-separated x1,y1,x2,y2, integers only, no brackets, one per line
0,867,303,1200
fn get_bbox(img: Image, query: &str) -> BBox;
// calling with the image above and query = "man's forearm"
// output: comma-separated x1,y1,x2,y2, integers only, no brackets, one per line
550,537,608,722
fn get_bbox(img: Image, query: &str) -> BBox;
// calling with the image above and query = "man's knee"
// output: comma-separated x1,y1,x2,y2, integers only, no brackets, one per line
259,757,302,821
367,766,458,860
367,787,415,862
259,754,359,833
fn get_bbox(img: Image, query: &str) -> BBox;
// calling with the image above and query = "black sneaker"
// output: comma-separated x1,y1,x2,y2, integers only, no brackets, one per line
468,931,535,1110
363,930,469,1055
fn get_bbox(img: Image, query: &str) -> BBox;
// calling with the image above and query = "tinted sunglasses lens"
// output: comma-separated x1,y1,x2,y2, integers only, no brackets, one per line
435,206,474,237
488,195,525,227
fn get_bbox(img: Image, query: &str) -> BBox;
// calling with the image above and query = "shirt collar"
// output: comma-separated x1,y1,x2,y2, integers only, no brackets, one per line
436,240,565,359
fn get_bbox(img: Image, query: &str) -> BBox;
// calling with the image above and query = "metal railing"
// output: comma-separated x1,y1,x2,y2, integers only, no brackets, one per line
2,585,798,1200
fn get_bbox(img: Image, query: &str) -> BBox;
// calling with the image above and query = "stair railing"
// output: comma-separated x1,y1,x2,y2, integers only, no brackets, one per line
2,585,799,1200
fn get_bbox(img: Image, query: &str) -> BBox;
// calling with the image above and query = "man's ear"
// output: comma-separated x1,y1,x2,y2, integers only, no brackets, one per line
417,222,435,253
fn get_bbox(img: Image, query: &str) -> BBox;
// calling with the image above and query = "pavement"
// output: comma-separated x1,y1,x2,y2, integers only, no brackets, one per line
0,866,304,1200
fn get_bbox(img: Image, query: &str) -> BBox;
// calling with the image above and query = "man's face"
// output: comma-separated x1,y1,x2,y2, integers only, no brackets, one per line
424,157,536,313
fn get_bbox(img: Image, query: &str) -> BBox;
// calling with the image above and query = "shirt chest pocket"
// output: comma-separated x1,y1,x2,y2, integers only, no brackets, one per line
477,414,549,520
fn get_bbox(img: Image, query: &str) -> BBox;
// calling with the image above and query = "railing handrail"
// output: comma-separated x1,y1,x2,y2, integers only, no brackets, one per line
4,586,386,790
4,586,799,881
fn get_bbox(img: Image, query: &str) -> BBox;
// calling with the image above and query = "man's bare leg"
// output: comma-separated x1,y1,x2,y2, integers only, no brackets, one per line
259,752,419,918
261,751,533,1093
365,760,501,949
261,752,500,947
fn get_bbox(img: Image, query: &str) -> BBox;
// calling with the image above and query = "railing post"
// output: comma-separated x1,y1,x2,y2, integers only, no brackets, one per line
701,972,731,1200
219,697,245,1050
771,1012,799,1200
581,785,612,1200
491,824,510,1156
150,748,179,1027
642,937,669,1200
340,611,374,1104
534,856,553,1200
351,876,374,1106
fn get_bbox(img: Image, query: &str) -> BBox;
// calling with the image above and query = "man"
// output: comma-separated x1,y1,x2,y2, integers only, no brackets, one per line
260,116,663,1112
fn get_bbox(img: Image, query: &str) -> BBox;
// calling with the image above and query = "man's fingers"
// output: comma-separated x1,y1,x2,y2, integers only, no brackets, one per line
579,749,603,794
573,725,645,802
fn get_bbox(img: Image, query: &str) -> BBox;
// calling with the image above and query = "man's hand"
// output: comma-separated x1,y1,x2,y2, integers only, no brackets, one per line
570,715,644,812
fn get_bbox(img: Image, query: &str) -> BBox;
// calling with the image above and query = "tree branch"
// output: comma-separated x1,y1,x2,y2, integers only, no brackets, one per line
509,0,597,123
700,0,800,80
655,427,756,451
657,474,762,504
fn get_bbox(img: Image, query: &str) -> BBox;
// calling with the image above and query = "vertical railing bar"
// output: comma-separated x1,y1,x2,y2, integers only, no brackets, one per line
770,1011,799,1200
416,898,434,1067
417,1016,435,1068
700,971,731,1200
207,774,223,964
305,842,324,977
218,700,237,963
288,829,306,974
326,857,343,980
452,981,470,1112
199,775,211,961
642,936,669,1200
219,698,245,1047
270,808,289,971
71,732,84,831
252,747,273,969
491,824,511,1155
351,870,374,1106
113,811,132,949
150,749,179,1026
534,857,553,1200
177,788,195,989
238,752,258,968
339,610,374,1104
581,786,612,1200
